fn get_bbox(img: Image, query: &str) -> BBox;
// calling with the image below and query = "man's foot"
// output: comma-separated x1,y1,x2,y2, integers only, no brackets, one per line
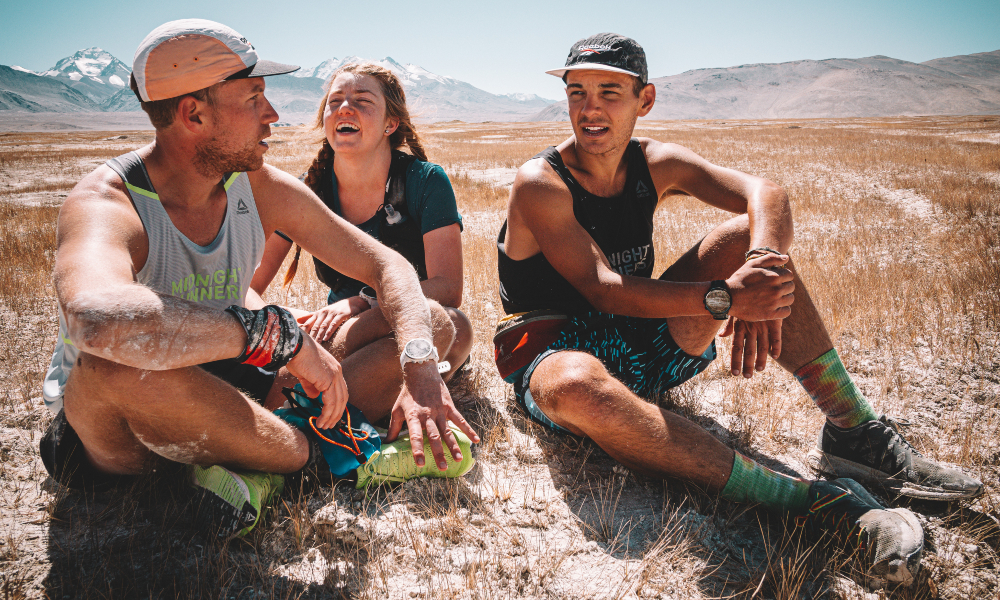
190,465,284,537
793,478,923,586
356,426,475,489
807,416,983,500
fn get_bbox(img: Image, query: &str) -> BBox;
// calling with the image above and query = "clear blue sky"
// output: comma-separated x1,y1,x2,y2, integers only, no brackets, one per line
3,0,998,98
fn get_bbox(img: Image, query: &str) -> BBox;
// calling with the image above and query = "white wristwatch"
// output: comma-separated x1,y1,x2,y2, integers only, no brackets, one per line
400,338,439,370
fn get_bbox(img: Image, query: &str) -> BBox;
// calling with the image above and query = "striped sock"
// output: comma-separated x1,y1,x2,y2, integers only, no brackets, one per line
721,452,811,512
794,348,878,429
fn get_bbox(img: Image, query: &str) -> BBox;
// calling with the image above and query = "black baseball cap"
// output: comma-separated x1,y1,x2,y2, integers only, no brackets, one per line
546,33,647,84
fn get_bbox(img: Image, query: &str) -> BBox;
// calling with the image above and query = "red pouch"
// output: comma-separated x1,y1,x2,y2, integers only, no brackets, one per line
493,310,569,383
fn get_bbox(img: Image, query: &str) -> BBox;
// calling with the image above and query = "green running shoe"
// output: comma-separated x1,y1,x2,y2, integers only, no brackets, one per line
356,425,475,489
190,465,284,537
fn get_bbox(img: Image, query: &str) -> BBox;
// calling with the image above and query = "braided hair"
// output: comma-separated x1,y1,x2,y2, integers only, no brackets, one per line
285,62,427,292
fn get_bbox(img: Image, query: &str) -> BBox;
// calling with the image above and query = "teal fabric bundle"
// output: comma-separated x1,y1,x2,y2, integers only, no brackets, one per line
275,384,381,476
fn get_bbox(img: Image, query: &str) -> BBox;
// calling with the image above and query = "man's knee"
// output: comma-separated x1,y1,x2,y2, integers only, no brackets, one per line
530,352,620,422
427,300,457,350
702,214,751,266
67,353,144,403
445,307,473,353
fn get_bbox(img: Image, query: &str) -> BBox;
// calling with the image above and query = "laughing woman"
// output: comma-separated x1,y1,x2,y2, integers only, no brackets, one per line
251,62,472,383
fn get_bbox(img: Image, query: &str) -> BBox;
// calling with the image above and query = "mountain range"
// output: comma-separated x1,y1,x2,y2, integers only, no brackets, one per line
2,48,999,123
1,49,555,122
531,50,1000,121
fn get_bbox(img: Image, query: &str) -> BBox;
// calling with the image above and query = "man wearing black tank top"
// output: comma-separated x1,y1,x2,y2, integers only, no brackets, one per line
497,33,981,583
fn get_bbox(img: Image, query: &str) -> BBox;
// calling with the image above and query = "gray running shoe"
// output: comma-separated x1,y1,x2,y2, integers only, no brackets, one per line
794,478,923,586
807,416,982,501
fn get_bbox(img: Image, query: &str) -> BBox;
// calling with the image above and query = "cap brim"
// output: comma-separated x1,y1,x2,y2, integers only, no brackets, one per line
545,64,641,79
249,59,300,77
236,59,300,79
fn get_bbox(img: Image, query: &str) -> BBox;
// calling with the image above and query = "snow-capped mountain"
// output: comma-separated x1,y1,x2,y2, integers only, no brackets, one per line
39,48,131,102
0,49,555,122
274,56,557,122
42,47,130,81
290,57,343,81
501,92,553,107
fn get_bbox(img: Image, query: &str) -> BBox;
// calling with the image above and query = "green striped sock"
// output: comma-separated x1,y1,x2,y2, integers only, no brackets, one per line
794,348,878,429
721,452,811,512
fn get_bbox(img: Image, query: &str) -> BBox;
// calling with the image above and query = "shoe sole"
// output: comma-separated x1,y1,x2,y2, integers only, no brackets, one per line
190,485,258,537
807,449,983,501
872,508,923,586
357,454,476,489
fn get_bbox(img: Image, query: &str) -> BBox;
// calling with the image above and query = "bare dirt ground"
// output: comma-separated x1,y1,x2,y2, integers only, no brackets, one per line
1,117,998,599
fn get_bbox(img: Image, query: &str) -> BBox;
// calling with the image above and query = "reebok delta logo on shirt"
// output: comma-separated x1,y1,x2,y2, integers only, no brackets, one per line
236,199,250,215
635,180,650,198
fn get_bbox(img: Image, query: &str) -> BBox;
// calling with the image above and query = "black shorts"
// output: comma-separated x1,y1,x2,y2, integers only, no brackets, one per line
513,311,716,434
39,359,276,493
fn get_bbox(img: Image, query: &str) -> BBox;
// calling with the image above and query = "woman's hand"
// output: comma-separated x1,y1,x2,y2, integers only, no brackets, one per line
297,296,370,342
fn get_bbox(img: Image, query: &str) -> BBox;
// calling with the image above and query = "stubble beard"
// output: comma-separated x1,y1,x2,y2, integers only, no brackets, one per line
575,116,638,159
193,133,264,178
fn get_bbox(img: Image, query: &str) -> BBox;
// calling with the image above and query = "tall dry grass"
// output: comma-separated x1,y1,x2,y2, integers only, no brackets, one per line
1,116,998,599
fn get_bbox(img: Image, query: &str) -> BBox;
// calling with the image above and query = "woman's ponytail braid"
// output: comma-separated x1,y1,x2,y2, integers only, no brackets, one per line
283,139,334,294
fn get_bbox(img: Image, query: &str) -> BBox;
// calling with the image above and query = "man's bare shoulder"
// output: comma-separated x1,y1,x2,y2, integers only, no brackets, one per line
636,137,718,196
636,137,702,166
511,156,570,205
246,162,294,188
60,164,140,230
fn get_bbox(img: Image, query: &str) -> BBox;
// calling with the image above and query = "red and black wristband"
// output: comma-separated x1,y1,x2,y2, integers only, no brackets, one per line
226,305,304,371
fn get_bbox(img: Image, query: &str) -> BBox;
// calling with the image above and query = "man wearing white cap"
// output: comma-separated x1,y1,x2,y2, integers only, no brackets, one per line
39,19,478,536
496,32,982,585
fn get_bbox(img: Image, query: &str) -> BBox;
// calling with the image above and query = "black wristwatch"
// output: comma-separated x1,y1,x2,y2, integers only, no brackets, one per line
704,280,732,321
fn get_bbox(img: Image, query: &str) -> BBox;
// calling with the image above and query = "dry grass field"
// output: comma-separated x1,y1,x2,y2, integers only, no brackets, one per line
1,116,998,599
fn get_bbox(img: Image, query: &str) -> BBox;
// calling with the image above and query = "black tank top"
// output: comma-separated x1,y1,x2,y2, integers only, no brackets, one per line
497,139,657,315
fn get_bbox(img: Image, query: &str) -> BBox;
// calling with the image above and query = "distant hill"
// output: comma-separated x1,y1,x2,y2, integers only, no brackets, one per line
530,50,1000,121
0,51,556,123
278,55,555,121
0,65,100,112
5,48,998,123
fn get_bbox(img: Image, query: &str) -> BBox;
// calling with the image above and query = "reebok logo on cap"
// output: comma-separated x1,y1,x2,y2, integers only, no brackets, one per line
546,33,648,84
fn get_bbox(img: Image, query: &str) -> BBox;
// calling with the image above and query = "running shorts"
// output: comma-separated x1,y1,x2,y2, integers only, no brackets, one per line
39,359,277,493
513,311,716,433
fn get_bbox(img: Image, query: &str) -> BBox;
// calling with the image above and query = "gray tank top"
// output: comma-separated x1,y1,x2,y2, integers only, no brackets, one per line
42,151,266,412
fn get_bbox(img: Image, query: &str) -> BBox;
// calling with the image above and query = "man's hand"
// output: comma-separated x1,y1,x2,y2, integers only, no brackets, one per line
386,362,480,471
298,296,370,342
721,317,783,377
727,253,795,321
285,334,349,428
723,252,794,377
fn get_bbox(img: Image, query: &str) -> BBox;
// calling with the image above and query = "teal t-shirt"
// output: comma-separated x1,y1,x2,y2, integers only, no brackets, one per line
327,160,462,303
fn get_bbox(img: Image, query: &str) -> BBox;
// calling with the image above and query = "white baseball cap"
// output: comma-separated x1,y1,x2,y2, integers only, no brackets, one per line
131,19,298,102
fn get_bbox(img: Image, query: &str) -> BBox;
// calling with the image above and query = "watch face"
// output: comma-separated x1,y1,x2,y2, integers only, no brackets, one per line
705,289,731,313
404,338,434,361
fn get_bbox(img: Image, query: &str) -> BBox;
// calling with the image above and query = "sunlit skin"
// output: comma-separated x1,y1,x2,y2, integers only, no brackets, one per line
565,70,655,161
248,69,477,468
191,78,279,177
323,72,398,161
